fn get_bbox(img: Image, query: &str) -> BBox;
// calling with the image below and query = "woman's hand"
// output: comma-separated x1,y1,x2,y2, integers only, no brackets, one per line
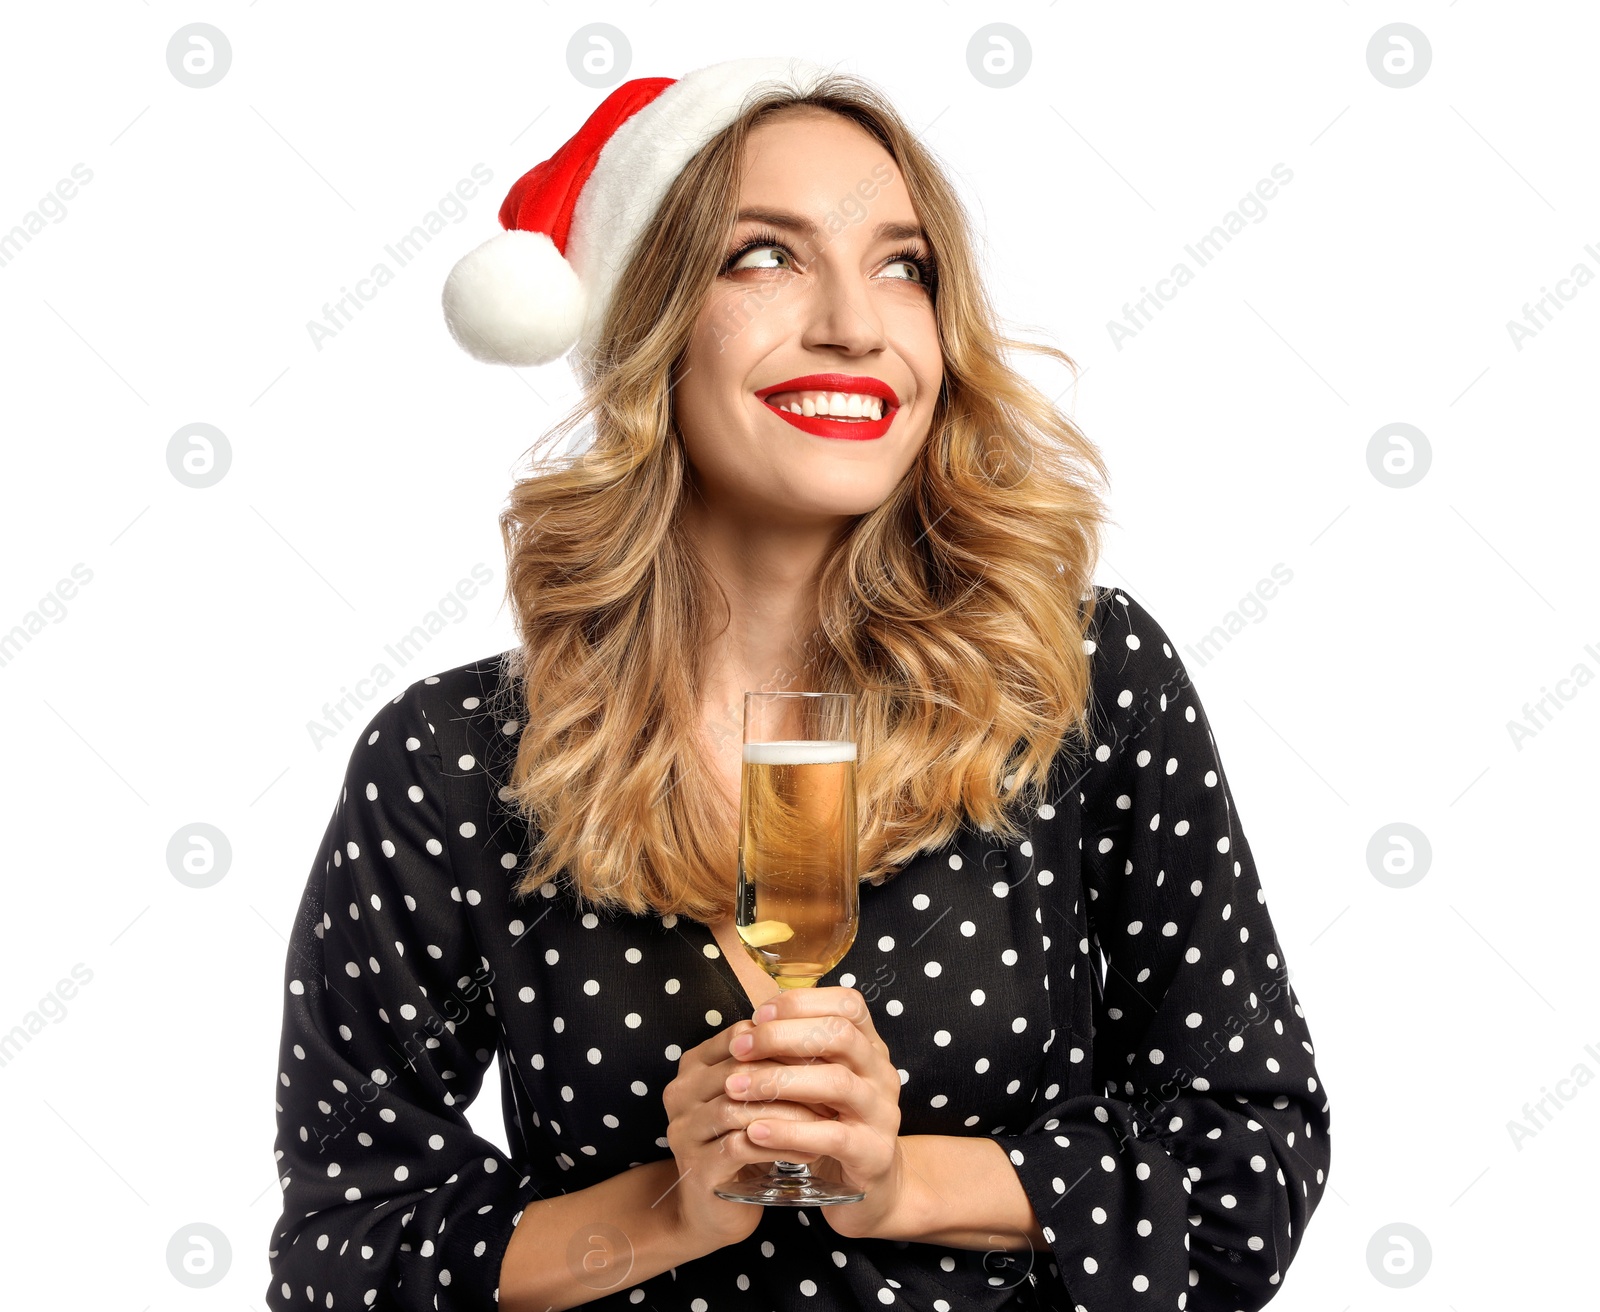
661,1016,835,1253
725,985,911,1241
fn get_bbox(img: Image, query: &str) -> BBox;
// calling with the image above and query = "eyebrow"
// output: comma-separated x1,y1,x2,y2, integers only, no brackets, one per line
731,206,926,246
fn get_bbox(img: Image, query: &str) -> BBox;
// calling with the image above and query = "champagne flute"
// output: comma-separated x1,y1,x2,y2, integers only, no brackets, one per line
713,690,865,1206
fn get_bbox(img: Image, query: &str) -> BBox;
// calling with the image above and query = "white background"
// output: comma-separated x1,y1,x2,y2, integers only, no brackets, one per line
1,2,1595,1307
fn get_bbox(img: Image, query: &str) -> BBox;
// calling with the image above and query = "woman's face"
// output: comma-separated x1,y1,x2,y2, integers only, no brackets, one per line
674,109,942,532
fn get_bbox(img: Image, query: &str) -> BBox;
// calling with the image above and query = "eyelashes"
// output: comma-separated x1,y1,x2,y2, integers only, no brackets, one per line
720,228,936,292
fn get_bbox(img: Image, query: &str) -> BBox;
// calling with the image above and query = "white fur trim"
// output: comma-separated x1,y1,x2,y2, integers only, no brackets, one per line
564,55,834,372
441,228,586,367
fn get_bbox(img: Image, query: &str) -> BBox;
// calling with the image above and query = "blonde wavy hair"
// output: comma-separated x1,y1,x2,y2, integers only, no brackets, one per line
487,70,1113,922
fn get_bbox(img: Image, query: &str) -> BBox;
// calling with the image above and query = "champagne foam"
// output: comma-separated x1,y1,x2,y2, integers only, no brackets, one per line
742,740,857,764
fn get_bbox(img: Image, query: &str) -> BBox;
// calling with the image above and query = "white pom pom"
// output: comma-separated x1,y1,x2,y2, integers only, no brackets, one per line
441,229,586,367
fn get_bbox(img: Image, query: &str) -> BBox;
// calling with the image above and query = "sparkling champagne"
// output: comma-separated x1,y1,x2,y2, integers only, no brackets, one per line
714,691,865,1206
735,739,858,988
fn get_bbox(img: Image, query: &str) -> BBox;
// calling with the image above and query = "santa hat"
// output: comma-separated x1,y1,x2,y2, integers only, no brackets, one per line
442,56,829,374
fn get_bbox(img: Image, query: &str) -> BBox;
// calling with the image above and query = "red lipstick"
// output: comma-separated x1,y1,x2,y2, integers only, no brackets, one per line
753,373,900,442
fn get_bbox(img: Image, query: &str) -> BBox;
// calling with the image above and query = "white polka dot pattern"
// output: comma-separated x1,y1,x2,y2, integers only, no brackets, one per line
263,585,1331,1311
991,589,1331,1309
266,685,542,1312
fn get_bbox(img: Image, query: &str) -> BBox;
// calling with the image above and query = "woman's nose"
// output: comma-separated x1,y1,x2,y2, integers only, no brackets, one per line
798,268,888,357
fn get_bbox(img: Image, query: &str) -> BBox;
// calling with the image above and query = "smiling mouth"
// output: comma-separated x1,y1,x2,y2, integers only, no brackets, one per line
761,390,888,422
758,393,897,441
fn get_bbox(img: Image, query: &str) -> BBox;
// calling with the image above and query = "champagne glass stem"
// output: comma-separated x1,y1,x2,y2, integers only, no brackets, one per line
764,992,810,1177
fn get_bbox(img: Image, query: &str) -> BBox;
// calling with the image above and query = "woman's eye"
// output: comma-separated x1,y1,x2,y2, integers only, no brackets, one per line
727,244,790,272
722,241,930,288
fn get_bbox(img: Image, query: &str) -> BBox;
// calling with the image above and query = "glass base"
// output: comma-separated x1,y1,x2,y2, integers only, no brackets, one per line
714,1162,865,1206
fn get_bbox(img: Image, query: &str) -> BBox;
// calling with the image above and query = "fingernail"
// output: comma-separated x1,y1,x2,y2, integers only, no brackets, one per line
754,1003,776,1023
748,1122,770,1139
727,1073,750,1093
732,1033,754,1055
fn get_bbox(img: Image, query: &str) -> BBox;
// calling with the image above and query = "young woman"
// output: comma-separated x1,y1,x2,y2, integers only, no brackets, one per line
266,58,1331,1312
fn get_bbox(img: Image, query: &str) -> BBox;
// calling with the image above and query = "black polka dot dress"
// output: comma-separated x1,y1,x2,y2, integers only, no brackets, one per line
265,585,1331,1311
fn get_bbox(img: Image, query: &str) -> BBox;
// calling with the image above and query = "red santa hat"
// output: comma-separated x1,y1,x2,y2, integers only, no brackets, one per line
442,55,828,373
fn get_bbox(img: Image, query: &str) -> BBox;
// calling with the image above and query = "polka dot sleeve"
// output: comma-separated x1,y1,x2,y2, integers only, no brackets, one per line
265,687,543,1311
993,591,1331,1311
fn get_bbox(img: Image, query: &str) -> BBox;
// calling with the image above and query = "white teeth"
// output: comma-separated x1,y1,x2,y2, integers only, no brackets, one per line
771,390,884,420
